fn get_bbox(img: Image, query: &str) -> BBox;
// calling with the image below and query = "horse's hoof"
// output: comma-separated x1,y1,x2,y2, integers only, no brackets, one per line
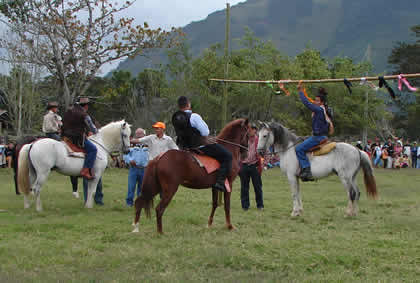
131,228,139,233
72,192,79,199
226,224,236,231
291,211,300,217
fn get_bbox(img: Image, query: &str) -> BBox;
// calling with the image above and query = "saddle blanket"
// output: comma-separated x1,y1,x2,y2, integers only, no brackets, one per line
61,138,85,158
312,142,337,156
191,154,231,193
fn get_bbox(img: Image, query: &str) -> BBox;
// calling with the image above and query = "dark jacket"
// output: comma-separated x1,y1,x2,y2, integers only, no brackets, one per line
172,110,206,149
62,104,88,147
299,91,329,136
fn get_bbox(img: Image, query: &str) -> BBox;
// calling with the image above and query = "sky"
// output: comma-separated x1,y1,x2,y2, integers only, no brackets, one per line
97,0,245,74
0,0,245,76
105,0,245,74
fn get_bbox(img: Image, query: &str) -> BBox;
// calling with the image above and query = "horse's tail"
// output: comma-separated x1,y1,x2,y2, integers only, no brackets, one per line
359,151,378,199
140,158,161,218
17,144,32,195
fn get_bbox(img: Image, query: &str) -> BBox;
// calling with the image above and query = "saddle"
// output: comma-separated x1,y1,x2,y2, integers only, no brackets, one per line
62,137,86,158
190,152,231,192
308,138,337,156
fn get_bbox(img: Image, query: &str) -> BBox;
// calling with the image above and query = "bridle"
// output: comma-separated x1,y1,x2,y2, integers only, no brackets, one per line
259,127,303,155
208,124,249,151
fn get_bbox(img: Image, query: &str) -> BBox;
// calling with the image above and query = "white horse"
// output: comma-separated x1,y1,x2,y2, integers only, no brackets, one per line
257,122,377,217
17,120,131,211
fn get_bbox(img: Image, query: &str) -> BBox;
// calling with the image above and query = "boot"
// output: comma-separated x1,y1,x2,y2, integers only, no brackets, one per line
80,167,94,180
300,167,314,182
212,176,227,192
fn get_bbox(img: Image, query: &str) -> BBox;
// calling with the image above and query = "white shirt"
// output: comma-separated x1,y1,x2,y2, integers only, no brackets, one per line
42,110,62,133
185,110,210,137
136,134,178,160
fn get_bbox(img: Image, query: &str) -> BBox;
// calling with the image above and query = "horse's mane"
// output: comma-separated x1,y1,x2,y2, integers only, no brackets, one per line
217,119,245,140
269,121,300,151
98,120,130,142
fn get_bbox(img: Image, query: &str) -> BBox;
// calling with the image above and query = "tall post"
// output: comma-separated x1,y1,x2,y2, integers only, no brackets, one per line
363,90,369,145
219,3,231,206
222,3,230,128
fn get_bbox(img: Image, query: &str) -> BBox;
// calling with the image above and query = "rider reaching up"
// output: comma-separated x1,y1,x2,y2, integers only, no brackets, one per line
293,81,332,182
172,96,232,192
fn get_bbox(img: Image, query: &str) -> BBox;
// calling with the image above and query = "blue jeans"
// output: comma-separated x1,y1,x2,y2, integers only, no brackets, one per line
373,154,382,167
83,177,103,204
239,163,263,209
295,135,327,169
83,139,97,169
126,167,145,206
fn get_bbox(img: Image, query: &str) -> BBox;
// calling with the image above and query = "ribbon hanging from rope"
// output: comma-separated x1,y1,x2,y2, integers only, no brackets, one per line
378,76,396,99
398,74,418,92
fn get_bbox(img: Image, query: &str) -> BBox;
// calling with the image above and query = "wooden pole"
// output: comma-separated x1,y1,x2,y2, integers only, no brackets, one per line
209,73,420,84
218,3,231,206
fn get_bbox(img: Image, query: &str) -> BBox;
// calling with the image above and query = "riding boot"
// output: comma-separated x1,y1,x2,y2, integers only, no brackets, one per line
80,167,95,180
212,175,227,192
300,167,314,182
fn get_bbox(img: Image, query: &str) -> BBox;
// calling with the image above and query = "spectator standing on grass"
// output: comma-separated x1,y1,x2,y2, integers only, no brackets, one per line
373,142,382,168
239,124,264,211
411,141,418,168
130,122,178,160
385,137,394,168
123,128,149,207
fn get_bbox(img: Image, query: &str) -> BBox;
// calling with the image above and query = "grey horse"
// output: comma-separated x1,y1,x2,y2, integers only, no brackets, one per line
257,122,377,217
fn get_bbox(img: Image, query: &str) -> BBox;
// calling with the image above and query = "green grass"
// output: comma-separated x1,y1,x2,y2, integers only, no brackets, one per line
1,167,420,282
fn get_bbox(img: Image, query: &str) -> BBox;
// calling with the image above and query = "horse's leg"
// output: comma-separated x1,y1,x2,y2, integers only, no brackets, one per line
207,189,218,228
288,174,302,217
132,197,145,233
155,184,178,234
223,191,235,230
85,179,99,208
32,170,50,212
339,174,356,217
350,175,361,216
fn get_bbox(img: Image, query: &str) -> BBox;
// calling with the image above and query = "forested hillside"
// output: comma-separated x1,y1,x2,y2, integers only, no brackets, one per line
116,0,420,75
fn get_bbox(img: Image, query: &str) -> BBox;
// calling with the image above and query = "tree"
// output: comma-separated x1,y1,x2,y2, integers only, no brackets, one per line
388,24,420,139
0,0,180,108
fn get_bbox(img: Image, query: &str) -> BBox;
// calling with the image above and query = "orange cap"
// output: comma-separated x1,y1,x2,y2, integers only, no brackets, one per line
152,122,166,129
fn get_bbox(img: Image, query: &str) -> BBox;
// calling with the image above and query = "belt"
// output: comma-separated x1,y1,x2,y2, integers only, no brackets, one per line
130,165,145,169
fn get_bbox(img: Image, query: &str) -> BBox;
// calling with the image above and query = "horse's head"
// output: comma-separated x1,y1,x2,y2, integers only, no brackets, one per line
217,118,250,159
120,121,131,154
257,121,274,156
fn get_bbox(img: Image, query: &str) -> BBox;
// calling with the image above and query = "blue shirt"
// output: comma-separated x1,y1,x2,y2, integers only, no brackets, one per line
123,146,149,167
185,109,210,136
299,91,329,136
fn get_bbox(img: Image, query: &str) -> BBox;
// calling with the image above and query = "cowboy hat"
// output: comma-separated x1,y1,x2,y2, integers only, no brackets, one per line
47,101,59,109
78,97,90,105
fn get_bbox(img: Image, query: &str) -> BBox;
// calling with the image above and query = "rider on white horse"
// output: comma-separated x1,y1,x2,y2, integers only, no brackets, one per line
61,97,98,180
294,81,333,182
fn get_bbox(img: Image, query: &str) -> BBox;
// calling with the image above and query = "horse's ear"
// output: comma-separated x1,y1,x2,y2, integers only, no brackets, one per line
241,118,249,127
263,122,270,129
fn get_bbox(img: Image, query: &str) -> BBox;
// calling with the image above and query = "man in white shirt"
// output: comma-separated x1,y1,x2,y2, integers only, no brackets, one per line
42,101,62,141
131,122,178,160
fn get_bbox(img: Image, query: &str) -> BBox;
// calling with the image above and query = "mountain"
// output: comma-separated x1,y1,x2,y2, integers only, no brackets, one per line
114,0,420,75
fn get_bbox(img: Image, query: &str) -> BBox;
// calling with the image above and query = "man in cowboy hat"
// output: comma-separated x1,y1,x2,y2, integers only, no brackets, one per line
62,97,98,180
42,101,62,141
131,121,178,160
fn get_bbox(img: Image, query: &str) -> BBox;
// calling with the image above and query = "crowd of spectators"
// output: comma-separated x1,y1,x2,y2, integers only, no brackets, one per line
356,137,419,169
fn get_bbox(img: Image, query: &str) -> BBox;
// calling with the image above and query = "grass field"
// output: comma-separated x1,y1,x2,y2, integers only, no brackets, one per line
1,166,420,282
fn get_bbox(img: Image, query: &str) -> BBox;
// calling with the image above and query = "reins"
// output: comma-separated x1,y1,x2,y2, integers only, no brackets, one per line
211,137,249,151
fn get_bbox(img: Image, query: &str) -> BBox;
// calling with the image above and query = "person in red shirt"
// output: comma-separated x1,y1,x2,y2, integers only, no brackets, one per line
239,124,264,211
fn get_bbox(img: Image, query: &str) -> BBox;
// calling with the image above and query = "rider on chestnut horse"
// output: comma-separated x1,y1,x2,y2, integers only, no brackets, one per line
172,96,232,192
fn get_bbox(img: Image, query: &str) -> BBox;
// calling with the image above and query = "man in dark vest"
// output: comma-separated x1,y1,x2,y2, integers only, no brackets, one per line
62,97,97,180
172,96,232,192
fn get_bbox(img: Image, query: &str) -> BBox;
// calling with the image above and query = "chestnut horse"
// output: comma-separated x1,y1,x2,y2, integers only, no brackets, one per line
132,118,250,234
